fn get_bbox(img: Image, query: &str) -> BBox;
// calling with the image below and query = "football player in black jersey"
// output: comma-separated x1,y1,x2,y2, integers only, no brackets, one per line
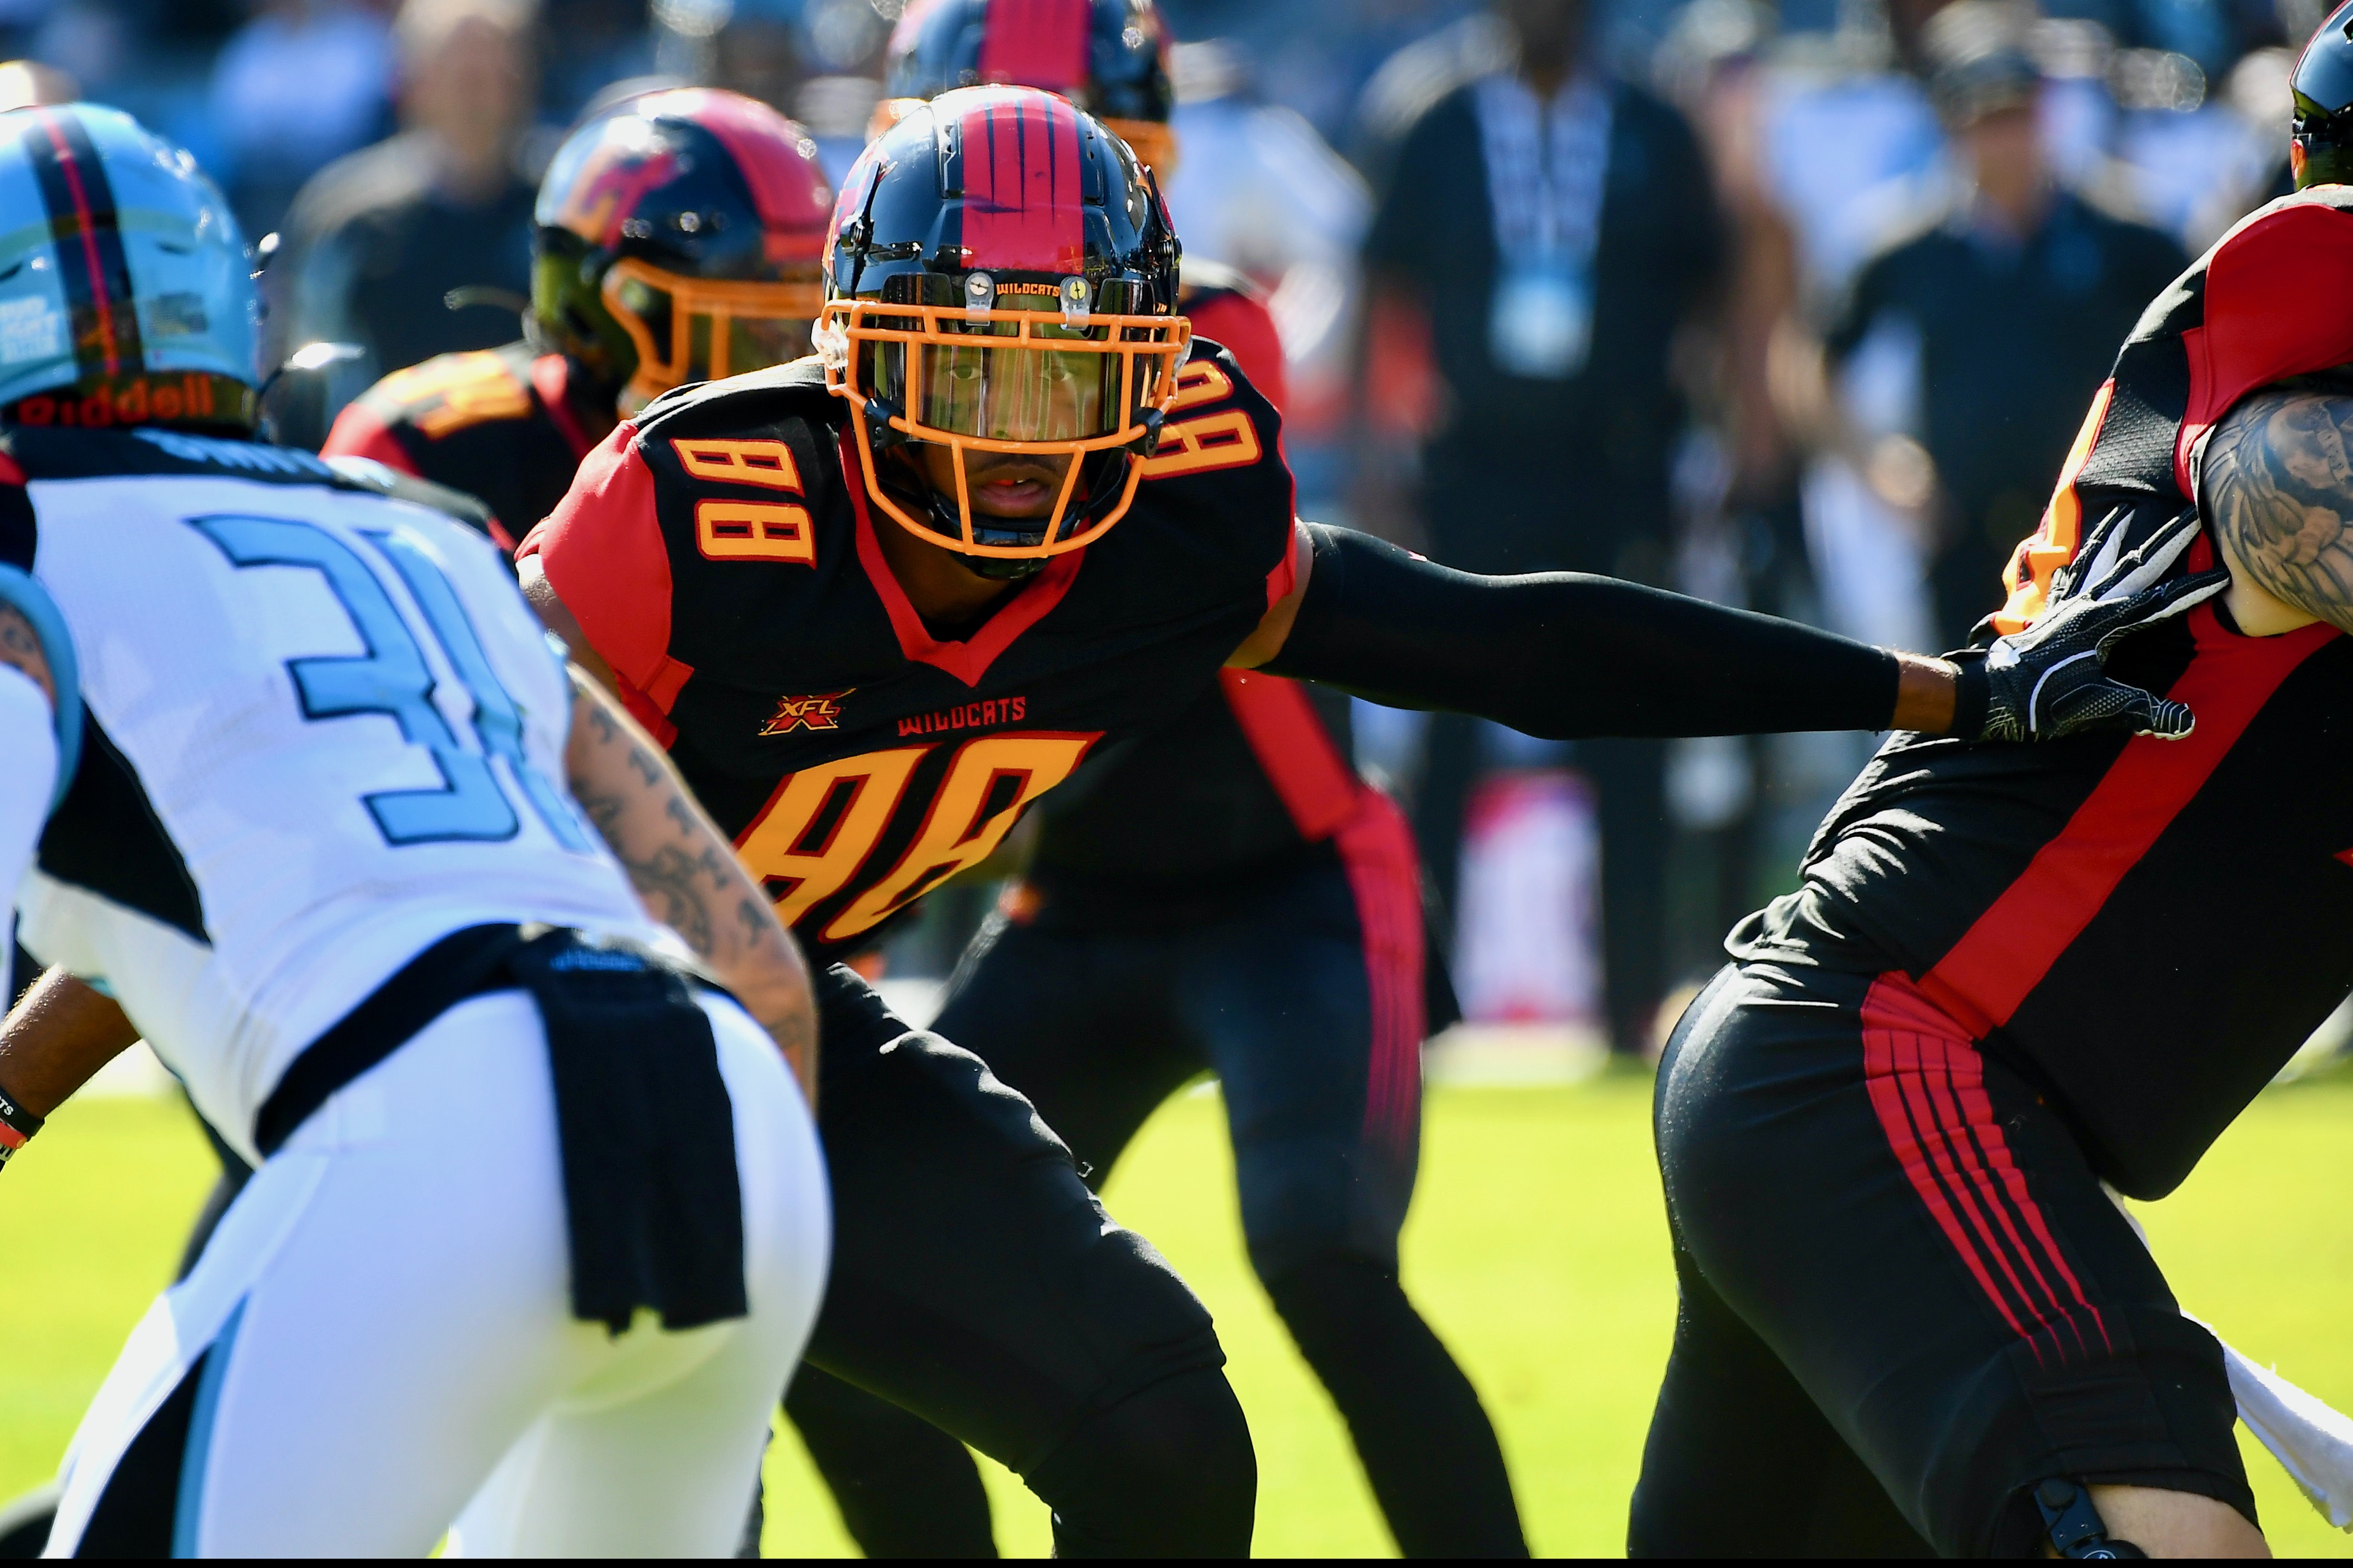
523,86,2204,1556
1626,20,2353,1551
318,87,833,548
790,3,1527,1557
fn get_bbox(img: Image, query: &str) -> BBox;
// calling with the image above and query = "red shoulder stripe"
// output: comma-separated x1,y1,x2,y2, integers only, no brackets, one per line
521,422,696,715
2179,197,2353,497
318,401,426,476
1184,291,1289,414
1918,604,2334,1038
1216,667,1355,839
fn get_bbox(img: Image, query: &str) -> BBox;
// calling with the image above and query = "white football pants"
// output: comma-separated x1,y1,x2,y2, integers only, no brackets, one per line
45,988,828,1557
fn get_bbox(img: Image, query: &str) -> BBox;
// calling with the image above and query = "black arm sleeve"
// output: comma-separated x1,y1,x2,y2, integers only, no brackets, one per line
1261,524,1902,739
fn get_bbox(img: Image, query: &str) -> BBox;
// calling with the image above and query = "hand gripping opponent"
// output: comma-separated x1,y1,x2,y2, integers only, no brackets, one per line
1953,514,2227,743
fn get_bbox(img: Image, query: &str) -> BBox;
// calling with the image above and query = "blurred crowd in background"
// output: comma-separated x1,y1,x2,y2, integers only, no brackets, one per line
0,0,2314,1051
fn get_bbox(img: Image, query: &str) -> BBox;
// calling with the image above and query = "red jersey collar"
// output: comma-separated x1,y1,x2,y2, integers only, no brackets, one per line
840,427,1084,687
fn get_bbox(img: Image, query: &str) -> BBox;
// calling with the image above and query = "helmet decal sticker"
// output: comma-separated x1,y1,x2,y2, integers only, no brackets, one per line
23,108,140,380
552,134,682,250
654,91,834,262
958,97,1086,276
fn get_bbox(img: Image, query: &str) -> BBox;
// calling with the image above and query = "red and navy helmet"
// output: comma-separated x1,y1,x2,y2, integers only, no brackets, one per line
532,88,833,412
878,0,1178,176
818,86,1186,574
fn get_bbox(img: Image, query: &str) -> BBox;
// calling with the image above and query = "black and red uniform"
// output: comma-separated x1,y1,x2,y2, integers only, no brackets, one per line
934,266,1523,1555
1633,190,2353,1557
519,342,1293,1555
319,341,604,551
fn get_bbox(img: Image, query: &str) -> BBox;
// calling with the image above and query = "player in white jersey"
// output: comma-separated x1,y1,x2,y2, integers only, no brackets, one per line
0,561,76,1156
0,104,829,1557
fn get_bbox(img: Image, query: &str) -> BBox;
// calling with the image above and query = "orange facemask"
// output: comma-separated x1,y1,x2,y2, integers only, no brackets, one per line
602,256,825,413
819,290,1190,559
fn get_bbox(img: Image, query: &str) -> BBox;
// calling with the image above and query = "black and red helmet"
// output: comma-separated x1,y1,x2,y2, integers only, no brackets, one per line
879,0,1178,176
532,87,833,412
818,85,1186,571
2295,0,2353,188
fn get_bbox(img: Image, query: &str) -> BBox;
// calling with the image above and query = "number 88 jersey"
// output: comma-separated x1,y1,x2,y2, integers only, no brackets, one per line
6,425,656,1160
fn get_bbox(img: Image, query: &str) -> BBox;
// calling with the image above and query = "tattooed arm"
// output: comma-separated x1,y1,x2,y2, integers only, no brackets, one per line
2204,389,2353,636
563,666,818,1105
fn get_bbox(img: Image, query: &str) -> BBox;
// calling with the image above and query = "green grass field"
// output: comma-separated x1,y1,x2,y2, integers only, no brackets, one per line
3,1066,2350,1556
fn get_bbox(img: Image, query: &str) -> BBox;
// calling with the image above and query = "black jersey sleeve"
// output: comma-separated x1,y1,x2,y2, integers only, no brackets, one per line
1265,522,1901,738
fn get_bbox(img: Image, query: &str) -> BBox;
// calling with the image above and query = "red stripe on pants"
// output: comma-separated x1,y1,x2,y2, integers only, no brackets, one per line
1861,974,2106,1365
1336,791,1426,1156
1217,668,1425,1153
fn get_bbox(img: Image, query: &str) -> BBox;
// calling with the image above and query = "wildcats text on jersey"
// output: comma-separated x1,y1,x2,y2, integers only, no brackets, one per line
898,695,1027,737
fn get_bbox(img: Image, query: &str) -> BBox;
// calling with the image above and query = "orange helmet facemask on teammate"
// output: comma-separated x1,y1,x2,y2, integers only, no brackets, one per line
533,88,834,415
819,87,1188,578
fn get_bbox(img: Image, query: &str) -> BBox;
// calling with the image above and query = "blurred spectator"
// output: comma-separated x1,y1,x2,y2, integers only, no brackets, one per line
208,0,395,235
539,0,653,120
1361,0,1724,1052
653,0,882,180
270,0,544,406
1820,33,2185,644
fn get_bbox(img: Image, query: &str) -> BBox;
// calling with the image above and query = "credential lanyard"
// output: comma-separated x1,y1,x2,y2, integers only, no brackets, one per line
1476,71,1612,380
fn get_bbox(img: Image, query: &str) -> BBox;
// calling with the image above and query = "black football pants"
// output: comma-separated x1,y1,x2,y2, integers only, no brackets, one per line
840,839,1522,1558
1632,962,2253,1557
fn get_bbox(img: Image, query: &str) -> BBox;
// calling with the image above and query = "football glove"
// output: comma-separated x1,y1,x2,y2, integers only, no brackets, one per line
1953,513,2228,744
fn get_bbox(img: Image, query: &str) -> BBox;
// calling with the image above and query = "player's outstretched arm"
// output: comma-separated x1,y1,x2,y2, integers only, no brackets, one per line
563,666,818,1104
1234,522,2215,743
0,968,137,1134
2206,387,2353,636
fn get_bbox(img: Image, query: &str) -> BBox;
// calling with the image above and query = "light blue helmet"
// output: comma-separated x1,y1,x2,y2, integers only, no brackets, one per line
0,103,256,429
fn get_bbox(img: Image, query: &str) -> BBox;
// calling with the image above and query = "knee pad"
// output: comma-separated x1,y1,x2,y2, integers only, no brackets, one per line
1024,1368,1256,1557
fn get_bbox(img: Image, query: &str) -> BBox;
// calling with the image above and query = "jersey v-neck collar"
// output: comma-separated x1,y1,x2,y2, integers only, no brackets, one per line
840,427,1084,688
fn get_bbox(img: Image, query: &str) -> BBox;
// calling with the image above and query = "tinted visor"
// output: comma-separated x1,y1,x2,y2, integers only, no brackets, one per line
861,287,1159,443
